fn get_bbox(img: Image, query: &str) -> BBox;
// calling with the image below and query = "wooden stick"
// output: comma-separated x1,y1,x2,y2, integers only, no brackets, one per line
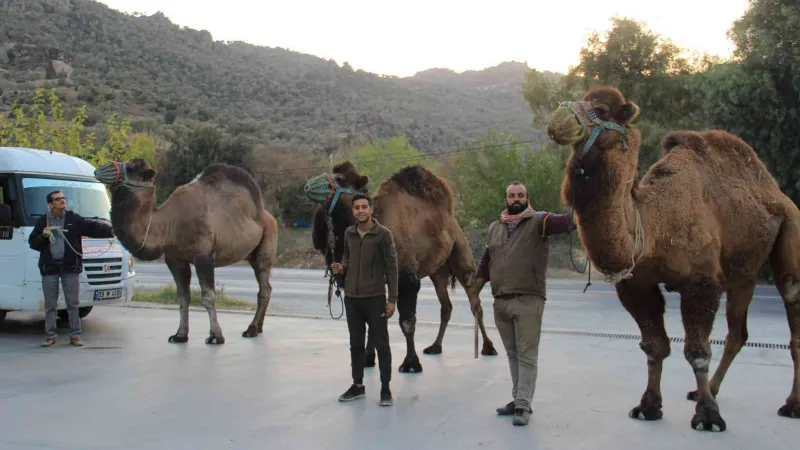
474,311,479,359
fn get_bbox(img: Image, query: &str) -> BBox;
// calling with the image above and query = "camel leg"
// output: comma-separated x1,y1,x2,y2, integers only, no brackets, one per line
687,282,754,401
195,254,225,345
397,270,423,373
423,267,452,355
680,283,726,432
243,229,276,338
165,256,191,343
616,280,671,421
769,216,800,419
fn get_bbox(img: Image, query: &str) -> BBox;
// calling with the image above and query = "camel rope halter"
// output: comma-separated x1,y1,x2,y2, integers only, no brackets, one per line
546,100,644,285
94,161,155,253
304,172,362,319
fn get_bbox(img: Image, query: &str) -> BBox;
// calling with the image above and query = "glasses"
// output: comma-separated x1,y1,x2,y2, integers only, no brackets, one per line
51,196,66,202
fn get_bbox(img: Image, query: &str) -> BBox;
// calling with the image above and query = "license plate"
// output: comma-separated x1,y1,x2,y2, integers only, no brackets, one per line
94,288,122,300
0,226,11,240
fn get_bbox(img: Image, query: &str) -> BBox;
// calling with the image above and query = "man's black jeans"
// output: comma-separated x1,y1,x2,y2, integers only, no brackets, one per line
345,295,391,387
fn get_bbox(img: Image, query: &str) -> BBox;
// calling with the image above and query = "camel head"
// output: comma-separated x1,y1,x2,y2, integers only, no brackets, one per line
305,160,369,264
546,85,641,177
94,158,157,193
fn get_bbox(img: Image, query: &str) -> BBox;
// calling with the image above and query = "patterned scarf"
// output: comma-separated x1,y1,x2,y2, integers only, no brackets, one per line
500,204,535,231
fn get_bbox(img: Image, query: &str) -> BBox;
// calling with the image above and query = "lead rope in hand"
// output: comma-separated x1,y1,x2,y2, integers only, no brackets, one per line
324,211,344,319
568,168,593,293
49,227,115,258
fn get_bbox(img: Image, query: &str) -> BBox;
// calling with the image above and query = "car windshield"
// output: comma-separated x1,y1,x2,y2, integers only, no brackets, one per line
22,177,111,220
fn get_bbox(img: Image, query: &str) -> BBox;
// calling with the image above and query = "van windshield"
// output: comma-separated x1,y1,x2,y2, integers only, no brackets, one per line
22,177,111,220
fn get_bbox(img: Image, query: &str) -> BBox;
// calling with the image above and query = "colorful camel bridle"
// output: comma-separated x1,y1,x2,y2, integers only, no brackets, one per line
94,161,154,190
304,173,361,214
547,100,629,157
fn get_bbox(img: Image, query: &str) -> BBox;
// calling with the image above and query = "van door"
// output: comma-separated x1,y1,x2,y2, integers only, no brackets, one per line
0,175,24,310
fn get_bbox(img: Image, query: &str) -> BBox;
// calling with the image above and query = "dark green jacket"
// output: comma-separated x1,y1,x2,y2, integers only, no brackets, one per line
341,219,399,303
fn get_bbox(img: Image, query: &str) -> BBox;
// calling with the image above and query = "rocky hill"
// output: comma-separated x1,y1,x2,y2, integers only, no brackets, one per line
0,0,542,155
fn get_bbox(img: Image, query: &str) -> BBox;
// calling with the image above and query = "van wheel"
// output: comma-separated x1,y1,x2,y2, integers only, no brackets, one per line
0,310,6,324
57,307,93,321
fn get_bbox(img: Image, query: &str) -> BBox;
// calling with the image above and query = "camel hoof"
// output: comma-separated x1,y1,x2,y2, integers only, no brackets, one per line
628,404,663,421
423,343,442,355
205,334,225,345
481,342,498,356
777,402,800,418
399,357,423,373
242,325,259,338
168,334,188,343
691,404,726,432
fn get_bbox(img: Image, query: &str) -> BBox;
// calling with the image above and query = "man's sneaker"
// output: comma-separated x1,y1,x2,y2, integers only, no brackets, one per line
338,384,365,402
379,387,393,406
513,408,531,426
496,401,531,415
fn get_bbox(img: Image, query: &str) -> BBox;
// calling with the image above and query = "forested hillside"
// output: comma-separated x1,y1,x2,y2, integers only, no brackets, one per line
0,0,539,155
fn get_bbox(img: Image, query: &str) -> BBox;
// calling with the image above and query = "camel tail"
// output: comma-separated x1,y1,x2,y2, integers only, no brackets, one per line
661,130,708,155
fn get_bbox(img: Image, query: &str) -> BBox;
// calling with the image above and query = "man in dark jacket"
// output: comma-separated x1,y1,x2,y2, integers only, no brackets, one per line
28,190,115,347
470,181,576,426
331,193,398,407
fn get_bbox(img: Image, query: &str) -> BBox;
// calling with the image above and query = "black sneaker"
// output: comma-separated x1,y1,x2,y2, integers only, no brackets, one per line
379,387,393,406
497,401,532,415
338,384,366,402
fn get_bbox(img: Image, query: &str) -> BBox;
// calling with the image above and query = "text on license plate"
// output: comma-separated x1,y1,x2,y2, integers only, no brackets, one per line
94,288,122,300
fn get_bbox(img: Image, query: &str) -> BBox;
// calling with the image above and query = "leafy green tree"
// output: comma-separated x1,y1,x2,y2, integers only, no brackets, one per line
332,135,438,185
0,88,157,167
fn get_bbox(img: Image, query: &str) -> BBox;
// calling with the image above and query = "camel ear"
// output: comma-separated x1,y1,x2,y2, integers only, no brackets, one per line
142,169,156,180
619,101,640,123
355,175,369,190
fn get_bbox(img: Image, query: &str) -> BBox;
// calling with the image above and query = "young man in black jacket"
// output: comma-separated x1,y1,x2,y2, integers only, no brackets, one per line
331,193,398,406
28,190,115,347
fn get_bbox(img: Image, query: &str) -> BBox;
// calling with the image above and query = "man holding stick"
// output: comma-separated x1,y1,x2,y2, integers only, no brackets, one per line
470,181,576,426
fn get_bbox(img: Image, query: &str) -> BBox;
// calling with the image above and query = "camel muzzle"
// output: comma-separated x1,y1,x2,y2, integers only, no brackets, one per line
94,161,127,185
546,101,629,156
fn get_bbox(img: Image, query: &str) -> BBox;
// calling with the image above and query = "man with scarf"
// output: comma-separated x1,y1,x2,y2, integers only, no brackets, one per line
470,181,576,426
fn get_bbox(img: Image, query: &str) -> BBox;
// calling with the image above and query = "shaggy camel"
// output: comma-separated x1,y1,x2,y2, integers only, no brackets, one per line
307,161,497,373
545,85,800,431
94,158,278,344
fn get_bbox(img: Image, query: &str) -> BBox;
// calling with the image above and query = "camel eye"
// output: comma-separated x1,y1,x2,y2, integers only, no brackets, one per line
594,105,610,119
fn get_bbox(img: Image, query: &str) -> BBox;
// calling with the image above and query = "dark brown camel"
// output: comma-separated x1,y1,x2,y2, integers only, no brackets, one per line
545,85,800,431
95,158,279,344
308,161,497,373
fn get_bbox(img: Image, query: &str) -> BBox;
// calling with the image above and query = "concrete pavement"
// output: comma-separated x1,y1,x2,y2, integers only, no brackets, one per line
0,305,796,450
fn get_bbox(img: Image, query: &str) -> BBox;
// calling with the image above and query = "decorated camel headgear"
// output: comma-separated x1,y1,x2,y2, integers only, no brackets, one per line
304,173,361,214
546,100,629,156
94,161,154,189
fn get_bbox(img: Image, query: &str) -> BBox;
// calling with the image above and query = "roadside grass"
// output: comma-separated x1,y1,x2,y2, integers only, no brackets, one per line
131,285,254,311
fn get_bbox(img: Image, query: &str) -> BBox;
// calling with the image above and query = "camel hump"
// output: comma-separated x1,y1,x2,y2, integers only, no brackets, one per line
382,165,454,214
661,130,708,154
198,163,263,208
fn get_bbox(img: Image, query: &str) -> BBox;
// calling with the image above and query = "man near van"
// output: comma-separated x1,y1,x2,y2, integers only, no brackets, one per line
470,181,576,426
330,193,398,407
28,190,115,347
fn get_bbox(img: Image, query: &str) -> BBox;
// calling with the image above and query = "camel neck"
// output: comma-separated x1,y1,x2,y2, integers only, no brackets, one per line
111,189,163,261
572,174,641,278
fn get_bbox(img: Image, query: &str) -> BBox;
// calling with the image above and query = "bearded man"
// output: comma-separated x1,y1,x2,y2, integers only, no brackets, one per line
470,181,576,426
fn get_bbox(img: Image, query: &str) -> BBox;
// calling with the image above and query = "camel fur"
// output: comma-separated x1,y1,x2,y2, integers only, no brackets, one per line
311,161,497,373
96,158,278,345
546,85,800,431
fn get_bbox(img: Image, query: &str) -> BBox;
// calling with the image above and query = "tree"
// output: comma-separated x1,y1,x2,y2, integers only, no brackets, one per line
0,88,158,167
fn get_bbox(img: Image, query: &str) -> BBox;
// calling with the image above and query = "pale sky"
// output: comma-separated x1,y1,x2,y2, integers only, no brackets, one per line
98,0,751,77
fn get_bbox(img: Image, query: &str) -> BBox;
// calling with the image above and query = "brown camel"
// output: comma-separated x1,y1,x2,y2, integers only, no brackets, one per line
307,161,497,373
545,85,800,431
94,158,279,344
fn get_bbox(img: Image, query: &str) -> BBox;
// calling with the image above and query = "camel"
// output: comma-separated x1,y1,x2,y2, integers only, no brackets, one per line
306,161,497,373
544,84,800,431
94,158,278,344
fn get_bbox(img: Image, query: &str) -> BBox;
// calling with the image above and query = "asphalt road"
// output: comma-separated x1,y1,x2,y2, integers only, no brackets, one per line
130,263,793,345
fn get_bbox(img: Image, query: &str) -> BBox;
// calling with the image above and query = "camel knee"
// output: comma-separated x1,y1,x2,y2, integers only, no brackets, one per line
684,346,712,374
399,313,417,335
201,292,215,309
640,339,670,362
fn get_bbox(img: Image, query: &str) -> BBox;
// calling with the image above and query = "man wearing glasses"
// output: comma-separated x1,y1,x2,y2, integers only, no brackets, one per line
28,190,115,347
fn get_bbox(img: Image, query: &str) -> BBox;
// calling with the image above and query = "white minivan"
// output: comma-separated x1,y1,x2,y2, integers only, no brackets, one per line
0,147,136,324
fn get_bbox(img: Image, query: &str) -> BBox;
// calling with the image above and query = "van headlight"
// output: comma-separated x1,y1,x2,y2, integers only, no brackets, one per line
128,256,135,275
